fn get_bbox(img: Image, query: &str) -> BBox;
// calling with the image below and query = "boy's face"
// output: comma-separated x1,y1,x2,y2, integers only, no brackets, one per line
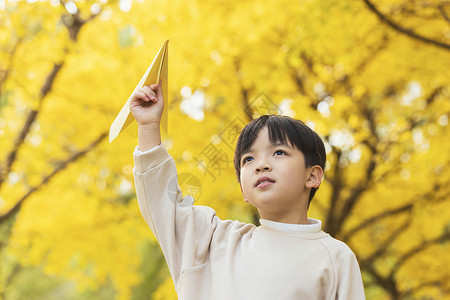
239,127,319,223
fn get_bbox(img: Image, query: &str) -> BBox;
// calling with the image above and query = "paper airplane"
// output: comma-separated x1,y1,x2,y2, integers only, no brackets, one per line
109,40,169,143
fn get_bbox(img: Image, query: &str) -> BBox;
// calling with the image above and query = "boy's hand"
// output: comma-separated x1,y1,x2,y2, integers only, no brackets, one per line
130,81,164,127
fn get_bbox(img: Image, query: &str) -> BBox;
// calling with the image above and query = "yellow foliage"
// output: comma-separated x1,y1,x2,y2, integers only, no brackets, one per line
1,0,449,299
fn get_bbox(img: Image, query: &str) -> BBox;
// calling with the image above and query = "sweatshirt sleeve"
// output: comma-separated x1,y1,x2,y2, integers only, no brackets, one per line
133,143,220,286
335,244,366,300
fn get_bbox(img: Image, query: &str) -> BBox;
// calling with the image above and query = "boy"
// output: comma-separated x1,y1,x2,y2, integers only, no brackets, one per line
131,82,365,299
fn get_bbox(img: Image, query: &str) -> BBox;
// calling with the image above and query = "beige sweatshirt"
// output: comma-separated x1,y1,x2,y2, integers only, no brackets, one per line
133,143,365,300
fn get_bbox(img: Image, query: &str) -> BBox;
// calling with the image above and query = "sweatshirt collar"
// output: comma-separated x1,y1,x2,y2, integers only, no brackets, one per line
259,218,322,234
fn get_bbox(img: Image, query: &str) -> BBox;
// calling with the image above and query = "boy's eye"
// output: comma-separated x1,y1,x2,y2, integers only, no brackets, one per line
274,150,286,156
242,156,254,165
241,150,286,165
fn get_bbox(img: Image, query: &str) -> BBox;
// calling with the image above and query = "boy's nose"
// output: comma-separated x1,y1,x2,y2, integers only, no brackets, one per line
255,161,272,173
256,166,270,172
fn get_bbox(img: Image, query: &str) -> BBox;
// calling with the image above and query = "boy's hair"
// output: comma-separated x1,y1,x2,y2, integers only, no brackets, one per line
233,115,326,204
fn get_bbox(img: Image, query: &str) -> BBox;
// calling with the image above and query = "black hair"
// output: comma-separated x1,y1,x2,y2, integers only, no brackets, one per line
233,115,326,205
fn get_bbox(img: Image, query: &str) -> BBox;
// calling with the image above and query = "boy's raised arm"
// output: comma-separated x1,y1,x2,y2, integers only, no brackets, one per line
130,83,228,288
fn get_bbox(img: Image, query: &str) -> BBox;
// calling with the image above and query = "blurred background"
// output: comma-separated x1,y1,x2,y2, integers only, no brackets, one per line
1,0,450,299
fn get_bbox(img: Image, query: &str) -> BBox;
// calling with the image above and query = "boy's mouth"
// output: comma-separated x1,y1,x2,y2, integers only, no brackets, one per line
255,176,275,188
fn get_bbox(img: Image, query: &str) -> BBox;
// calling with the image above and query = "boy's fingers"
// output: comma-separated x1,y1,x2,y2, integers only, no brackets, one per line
134,91,150,102
135,91,148,101
145,84,161,102
142,86,157,101
143,86,155,95
149,83,158,92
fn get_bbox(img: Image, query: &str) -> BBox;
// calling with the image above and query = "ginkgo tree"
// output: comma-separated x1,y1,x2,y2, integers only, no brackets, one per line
1,0,449,299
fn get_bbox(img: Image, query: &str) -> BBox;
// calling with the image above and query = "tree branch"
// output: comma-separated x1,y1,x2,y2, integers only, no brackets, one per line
343,179,447,240
330,34,390,96
361,217,412,268
0,131,108,225
336,157,376,237
0,62,64,190
285,52,317,109
362,0,450,51
60,0,103,41
365,264,400,298
438,4,450,24
329,96,379,237
403,279,450,297
0,6,103,189
390,229,450,279
324,146,344,235
343,203,413,240
0,38,23,91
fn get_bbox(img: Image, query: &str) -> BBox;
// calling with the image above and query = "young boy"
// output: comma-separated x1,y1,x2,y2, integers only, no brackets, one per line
131,82,365,299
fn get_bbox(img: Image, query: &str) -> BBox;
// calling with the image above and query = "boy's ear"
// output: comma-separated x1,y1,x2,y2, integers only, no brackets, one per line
306,166,323,189
240,183,249,203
